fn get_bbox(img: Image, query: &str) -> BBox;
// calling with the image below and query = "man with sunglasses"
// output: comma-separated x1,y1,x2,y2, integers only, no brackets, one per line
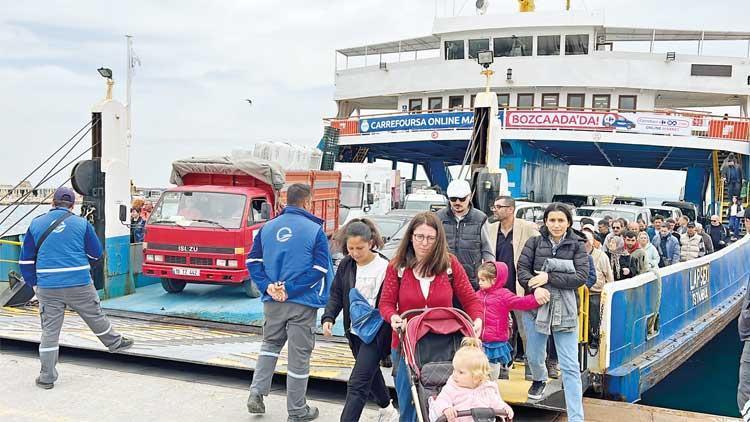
435,179,494,290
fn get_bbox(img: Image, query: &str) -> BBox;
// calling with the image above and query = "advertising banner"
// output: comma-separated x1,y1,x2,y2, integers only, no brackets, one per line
505,110,693,136
358,111,504,134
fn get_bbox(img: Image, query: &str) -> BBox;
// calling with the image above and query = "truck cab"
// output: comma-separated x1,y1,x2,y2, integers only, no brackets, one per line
142,160,340,297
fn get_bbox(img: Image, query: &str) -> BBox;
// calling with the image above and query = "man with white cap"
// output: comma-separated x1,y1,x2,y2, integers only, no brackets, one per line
19,186,133,390
435,179,494,289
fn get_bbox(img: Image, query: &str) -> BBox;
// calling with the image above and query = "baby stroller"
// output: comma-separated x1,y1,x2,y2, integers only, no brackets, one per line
398,307,511,422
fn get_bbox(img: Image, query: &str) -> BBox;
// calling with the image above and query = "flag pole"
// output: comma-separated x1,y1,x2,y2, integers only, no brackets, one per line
125,35,133,147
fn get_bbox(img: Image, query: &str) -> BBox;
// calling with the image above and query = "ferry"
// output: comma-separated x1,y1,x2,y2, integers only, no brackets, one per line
325,1,750,407
0,1,749,417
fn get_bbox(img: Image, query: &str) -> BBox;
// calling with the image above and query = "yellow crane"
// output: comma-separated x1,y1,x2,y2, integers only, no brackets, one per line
517,0,571,12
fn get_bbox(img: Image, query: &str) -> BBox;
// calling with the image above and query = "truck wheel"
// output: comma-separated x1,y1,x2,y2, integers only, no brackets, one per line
161,279,186,293
243,280,261,298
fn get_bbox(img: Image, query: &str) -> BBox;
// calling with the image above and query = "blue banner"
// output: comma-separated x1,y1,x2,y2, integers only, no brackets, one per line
358,111,504,134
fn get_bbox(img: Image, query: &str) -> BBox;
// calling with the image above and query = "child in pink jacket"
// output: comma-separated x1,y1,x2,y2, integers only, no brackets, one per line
429,337,513,422
476,262,548,379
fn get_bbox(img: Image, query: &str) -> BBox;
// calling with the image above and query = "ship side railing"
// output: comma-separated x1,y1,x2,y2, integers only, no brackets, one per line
325,106,750,142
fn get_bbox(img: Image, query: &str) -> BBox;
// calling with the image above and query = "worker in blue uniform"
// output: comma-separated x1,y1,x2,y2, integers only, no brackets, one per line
19,187,134,389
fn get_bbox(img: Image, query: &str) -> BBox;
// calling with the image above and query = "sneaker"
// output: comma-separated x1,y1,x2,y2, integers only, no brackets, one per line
246,389,265,414
35,377,54,390
378,402,399,422
527,380,546,400
288,405,319,422
112,337,134,353
546,360,560,379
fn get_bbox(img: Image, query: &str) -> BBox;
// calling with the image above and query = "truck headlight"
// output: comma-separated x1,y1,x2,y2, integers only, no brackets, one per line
228,260,238,267
146,254,154,261
154,255,164,262
216,259,227,267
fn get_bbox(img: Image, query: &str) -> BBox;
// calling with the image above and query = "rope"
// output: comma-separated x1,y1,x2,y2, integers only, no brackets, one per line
0,176,74,238
0,119,94,207
0,119,98,222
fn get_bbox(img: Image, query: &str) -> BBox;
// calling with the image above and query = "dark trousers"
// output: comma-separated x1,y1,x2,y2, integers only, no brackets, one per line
341,324,392,422
728,181,741,201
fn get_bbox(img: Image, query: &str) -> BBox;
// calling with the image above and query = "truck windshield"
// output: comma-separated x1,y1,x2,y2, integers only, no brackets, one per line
150,191,247,229
340,181,364,209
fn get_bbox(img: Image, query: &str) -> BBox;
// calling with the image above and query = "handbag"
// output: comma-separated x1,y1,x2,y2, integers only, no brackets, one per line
349,288,384,344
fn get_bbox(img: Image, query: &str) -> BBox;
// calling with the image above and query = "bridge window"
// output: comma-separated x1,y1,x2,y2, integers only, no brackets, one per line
517,93,534,110
537,35,561,56
593,94,611,111
565,34,589,55
618,95,637,111
445,40,464,60
497,94,510,109
567,94,585,110
493,36,532,57
542,93,560,109
428,97,443,111
408,98,423,113
469,39,490,59
449,95,464,110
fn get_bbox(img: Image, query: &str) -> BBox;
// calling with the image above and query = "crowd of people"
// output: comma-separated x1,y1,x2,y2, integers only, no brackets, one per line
129,198,153,243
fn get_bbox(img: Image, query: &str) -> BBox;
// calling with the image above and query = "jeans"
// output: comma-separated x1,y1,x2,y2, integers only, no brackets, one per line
523,311,584,422
392,348,416,422
340,326,392,422
731,216,741,238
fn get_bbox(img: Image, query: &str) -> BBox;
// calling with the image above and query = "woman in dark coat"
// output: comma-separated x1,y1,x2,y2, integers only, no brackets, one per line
517,203,588,422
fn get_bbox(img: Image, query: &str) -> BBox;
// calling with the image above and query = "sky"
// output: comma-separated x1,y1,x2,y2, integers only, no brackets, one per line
2,0,749,199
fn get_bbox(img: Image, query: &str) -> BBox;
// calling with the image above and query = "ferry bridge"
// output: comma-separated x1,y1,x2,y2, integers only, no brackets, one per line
329,107,750,213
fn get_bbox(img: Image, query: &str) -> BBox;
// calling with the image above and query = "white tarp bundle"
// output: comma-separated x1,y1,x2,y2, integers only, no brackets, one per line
252,142,322,170
169,151,286,191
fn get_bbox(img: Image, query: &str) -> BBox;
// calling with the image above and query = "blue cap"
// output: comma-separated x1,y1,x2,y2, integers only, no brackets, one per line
54,186,76,203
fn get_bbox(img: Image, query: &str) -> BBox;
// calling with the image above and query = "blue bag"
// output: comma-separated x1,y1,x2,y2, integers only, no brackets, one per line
349,288,384,344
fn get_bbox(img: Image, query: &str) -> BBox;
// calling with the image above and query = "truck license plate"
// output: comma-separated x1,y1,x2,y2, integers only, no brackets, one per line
172,267,200,277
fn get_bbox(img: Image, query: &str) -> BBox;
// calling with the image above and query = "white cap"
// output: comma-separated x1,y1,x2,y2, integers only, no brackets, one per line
446,180,472,198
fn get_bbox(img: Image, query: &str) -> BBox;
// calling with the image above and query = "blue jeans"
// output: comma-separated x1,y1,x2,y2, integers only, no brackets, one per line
392,349,416,422
522,311,584,422
731,216,741,238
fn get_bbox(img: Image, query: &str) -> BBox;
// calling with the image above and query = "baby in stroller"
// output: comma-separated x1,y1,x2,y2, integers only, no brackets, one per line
428,337,514,422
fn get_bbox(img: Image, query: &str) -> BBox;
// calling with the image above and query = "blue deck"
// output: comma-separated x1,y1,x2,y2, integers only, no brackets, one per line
101,282,346,336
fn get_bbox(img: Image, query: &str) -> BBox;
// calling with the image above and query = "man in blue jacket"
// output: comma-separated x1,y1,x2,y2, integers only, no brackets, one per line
19,187,133,389
245,183,331,422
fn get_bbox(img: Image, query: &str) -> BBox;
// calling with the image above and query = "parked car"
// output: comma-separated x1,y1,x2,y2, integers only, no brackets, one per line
661,200,698,223
552,194,600,208
514,201,546,225
649,205,683,221
330,211,416,269
403,189,448,211
612,196,646,207
587,205,652,226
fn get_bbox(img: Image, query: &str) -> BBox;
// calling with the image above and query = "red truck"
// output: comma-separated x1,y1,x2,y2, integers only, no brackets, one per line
142,157,341,297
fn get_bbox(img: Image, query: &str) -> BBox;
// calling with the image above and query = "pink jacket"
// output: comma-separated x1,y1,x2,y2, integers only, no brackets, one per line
477,262,540,343
429,377,506,422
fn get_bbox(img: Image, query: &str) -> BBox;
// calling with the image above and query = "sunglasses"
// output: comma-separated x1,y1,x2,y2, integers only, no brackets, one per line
449,196,468,203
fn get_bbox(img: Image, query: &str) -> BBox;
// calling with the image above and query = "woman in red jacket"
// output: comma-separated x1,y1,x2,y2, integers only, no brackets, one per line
379,212,483,422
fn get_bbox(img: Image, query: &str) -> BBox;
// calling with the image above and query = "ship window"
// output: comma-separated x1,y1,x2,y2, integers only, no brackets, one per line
593,94,611,111
542,94,559,109
449,95,464,110
445,40,464,60
619,95,637,111
497,94,510,109
470,94,476,108
537,35,561,56
409,98,423,113
517,93,534,110
567,94,585,110
469,39,490,59
428,97,443,111
493,36,532,57
565,34,589,55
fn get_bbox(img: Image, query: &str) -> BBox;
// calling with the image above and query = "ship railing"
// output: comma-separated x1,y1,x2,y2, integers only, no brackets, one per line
325,106,750,142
